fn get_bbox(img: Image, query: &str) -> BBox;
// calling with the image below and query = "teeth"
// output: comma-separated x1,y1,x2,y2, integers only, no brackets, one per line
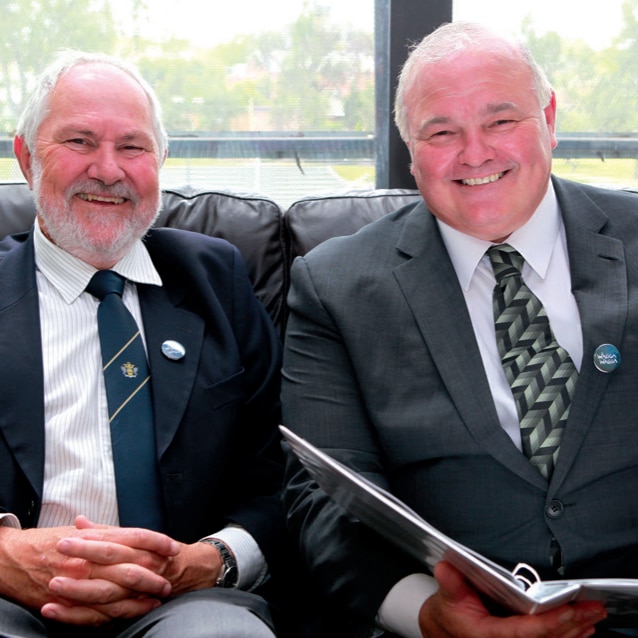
78,193,125,204
461,172,503,186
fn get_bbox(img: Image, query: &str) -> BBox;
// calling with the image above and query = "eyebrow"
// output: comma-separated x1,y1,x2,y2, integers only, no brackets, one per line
485,101,519,114
58,126,154,143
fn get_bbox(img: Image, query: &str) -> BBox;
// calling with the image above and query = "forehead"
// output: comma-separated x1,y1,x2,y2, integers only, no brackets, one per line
406,49,536,119
43,63,154,136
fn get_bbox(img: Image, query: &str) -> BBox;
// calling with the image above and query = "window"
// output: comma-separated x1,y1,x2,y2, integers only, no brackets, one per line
0,0,375,206
2,0,637,202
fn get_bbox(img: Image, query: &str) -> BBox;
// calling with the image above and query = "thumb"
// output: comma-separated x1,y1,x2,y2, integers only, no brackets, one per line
433,560,478,603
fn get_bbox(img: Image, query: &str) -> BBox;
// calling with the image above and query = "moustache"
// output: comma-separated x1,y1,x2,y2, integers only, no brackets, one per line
67,181,139,204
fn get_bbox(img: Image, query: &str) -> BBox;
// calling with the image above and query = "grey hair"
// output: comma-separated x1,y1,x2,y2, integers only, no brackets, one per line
16,49,168,160
393,22,554,141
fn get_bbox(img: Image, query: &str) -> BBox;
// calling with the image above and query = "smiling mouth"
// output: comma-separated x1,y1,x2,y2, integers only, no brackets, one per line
77,193,126,204
459,172,505,186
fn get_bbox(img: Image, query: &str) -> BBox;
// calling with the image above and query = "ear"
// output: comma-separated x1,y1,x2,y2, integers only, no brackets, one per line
544,91,558,150
405,141,416,176
13,136,34,188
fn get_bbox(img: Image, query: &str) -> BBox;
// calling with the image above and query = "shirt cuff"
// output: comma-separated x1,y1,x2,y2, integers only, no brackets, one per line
376,573,439,638
203,525,267,591
0,513,21,529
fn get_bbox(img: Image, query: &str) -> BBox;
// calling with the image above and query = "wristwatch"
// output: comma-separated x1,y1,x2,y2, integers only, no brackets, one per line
200,538,238,588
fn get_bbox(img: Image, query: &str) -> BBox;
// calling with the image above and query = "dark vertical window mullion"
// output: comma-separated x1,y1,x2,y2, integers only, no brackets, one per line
376,0,453,189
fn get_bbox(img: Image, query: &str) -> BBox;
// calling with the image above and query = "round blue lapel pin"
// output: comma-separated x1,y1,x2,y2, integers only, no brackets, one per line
161,340,186,361
593,344,621,373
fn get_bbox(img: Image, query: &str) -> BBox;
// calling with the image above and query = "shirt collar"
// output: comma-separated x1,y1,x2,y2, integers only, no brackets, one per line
34,219,162,304
438,181,560,290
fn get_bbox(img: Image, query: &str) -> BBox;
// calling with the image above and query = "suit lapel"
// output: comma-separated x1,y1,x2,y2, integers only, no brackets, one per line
0,234,46,497
138,283,204,457
549,178,627,489
392,204,544,484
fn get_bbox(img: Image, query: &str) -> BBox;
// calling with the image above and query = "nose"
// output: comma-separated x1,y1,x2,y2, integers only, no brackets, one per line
458,130,495,167
86,146,126,185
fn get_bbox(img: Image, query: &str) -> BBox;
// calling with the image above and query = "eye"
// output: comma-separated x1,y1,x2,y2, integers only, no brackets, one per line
490,118,517,129
65,138,90,147
424,129,457,145
120,144,146,157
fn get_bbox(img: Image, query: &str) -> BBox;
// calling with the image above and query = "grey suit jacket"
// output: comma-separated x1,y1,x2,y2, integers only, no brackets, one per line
282,176,638,624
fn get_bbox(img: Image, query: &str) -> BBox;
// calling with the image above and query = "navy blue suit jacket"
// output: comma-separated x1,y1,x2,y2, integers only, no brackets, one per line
0,227,284,565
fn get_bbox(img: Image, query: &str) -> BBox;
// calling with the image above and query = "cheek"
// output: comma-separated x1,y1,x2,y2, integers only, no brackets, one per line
130,161,161,195
39,151,85,188
411,155,450,188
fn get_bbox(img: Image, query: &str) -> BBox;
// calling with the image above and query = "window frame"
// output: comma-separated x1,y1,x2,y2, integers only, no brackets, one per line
376,0,452,189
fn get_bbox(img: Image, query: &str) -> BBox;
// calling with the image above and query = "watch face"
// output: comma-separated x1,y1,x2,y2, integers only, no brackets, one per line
220,565,238,588
208,539,238,588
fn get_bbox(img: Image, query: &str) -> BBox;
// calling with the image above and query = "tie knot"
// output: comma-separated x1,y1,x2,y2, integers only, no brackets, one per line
487,244,525,284
86,270,125,301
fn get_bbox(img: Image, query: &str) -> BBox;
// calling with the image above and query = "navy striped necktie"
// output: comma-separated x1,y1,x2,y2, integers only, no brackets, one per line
87,270,166,531
488,244,578,480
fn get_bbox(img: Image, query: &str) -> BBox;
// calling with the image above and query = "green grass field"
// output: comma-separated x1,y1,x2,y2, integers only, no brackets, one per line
3,156,638,191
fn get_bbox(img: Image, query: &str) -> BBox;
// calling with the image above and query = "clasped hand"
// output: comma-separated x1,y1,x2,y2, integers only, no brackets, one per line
0,515,181,626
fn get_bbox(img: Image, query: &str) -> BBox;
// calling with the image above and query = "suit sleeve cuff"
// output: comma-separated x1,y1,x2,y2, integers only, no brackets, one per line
0,513,21,529
376,573,439,638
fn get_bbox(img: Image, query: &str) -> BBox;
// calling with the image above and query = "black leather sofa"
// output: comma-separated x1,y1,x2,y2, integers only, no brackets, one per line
0,182,422,337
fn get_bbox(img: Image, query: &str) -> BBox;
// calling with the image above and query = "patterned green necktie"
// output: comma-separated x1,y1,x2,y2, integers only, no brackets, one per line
488,244,578,480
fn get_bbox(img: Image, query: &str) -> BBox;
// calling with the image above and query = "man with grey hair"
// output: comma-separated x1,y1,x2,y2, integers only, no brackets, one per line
0,50,286,637
282,21,638,638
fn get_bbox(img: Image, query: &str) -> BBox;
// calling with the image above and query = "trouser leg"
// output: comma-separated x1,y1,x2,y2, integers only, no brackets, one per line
118,589,277,638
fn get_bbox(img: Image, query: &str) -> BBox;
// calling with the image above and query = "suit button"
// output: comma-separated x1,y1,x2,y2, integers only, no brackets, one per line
546,499,564,519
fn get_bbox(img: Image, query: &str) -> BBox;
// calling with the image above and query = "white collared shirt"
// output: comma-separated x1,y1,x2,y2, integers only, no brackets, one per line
34,219,162,527
439,181,583,448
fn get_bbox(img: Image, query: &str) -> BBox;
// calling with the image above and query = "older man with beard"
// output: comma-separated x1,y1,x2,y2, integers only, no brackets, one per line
0,51,286,638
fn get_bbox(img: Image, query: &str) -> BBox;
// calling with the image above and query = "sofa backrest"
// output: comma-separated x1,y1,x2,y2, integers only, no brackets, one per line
158,186,287,332
284,188,421,262
0,182,422,337
0,182,288,333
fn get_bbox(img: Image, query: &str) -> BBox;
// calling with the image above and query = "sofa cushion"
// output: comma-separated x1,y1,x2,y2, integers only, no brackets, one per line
283,188,421,263
158,186,286,333
0,183,38,237
0,182,287,334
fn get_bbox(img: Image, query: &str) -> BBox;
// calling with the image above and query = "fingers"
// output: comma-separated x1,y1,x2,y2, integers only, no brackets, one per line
41,596,162,626
54,535,174,600
423,562,608,638
490,603,607,638
50,560,171,601
72,517,180,558
57,537,169,573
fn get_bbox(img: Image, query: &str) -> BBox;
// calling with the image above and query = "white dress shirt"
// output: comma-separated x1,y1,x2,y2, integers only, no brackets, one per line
0,220,265,590
378,183,583,637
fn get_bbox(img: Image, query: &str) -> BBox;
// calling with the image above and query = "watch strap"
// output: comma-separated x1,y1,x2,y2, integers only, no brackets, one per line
200,538,238,588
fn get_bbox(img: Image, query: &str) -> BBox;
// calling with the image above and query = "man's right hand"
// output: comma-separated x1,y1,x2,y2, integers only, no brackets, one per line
0,517,178,625
418,561,609,638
